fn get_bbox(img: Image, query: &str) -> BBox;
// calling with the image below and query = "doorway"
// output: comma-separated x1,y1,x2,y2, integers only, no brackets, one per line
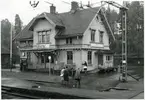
98,54,103,65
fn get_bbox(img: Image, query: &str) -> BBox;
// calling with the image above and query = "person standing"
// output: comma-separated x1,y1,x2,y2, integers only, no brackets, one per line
74,68,81,88
60,67,65,85
63,66,69,87
82,61,88,74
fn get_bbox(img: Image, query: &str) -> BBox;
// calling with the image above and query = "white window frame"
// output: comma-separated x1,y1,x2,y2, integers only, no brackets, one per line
91,30,96,42
38,30,50,44
88,51,92,64
99,31,104,43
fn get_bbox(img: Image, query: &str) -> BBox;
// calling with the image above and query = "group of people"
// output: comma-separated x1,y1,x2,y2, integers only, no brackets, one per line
60,66,81,88
60,66,69,86
60,61,88,88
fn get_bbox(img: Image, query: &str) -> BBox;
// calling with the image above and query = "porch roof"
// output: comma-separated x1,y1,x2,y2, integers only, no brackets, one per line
20,48,56,52
95,50,114,54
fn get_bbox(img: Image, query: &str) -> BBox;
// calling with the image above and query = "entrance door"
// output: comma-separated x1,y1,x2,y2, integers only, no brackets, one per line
98,54,103,65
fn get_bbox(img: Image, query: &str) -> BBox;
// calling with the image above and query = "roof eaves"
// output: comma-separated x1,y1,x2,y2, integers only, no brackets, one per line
29,13,56,31
55,33,83,39
82,7,102,34
101,10,115,41
43,12,56,27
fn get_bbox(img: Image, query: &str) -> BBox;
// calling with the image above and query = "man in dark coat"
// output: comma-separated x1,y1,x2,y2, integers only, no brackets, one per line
63,66,69,87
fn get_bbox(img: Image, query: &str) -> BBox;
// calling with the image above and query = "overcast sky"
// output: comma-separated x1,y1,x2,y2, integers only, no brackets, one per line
0,0,125,25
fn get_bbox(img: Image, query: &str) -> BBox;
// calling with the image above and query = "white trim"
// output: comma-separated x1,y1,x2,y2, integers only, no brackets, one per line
83,4,115,42
30,13,56,29
83,8,102,36
43,12,56,27
102,11,115,41
83,3,106,37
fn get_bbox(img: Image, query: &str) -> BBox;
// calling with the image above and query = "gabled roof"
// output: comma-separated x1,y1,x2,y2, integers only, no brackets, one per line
55,7,100,38
16,18,34,41
16,7,115,41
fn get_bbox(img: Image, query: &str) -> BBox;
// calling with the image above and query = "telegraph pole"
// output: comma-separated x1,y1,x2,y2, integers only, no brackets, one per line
121,1,128,82
102,1,128,82
10,24,13,72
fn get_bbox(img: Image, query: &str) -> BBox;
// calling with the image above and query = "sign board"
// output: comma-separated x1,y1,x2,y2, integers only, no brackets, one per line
33,44,50,49
90,43,103,48
122,60,126,64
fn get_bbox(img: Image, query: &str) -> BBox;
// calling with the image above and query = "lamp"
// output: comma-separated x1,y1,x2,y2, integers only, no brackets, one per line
48,56,51,75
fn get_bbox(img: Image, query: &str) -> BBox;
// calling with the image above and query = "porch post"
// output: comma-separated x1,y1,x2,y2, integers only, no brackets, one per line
48,56,51,76
44,52,46,69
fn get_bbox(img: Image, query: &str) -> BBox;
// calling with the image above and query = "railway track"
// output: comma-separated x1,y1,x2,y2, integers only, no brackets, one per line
2,86,42,99
2,85,87,99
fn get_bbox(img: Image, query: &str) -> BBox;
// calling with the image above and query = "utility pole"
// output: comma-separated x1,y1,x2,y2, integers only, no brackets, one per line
10,24,13,72
121,1,127,82
102,1,128,82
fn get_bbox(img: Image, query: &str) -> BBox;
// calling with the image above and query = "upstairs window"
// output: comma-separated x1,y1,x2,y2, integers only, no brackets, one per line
90,29,96,42
46,32,50,43
42,32,45,43
99,31,104,43
38,32,42,43
88,51,92,64
66,38,72,44
38,30,51,43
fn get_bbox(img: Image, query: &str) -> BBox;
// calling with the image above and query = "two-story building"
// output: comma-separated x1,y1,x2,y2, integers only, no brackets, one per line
16,1,115,71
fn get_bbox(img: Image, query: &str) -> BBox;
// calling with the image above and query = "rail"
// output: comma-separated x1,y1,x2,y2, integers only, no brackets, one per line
2,86,88,99
2,86,41,99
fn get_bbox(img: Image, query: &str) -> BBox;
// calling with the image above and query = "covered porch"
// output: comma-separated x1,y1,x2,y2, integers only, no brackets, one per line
94,50,114,70
21,48,63,71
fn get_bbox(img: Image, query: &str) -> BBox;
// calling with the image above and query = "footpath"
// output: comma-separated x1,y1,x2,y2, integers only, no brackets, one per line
2,69,144,99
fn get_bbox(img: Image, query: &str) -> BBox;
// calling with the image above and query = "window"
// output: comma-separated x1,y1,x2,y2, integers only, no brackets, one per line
46,32,50,43
66,38,72,44
106,56,111,61
67,51,73,64
38,30,50,43
99,31,104,43
70,38,72,44
91,29,96,42
42,32,45,43
88,51,92,64
38,32,42,43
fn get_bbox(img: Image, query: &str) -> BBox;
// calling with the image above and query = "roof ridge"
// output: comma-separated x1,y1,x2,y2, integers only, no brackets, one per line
16,6,102,40
44,6,100,15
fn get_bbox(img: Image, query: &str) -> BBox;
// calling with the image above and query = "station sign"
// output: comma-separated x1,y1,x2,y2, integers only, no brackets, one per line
33,44,50,49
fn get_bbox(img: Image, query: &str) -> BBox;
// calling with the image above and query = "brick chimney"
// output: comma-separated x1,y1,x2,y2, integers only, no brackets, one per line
50,4,56,14
71,1,79,11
